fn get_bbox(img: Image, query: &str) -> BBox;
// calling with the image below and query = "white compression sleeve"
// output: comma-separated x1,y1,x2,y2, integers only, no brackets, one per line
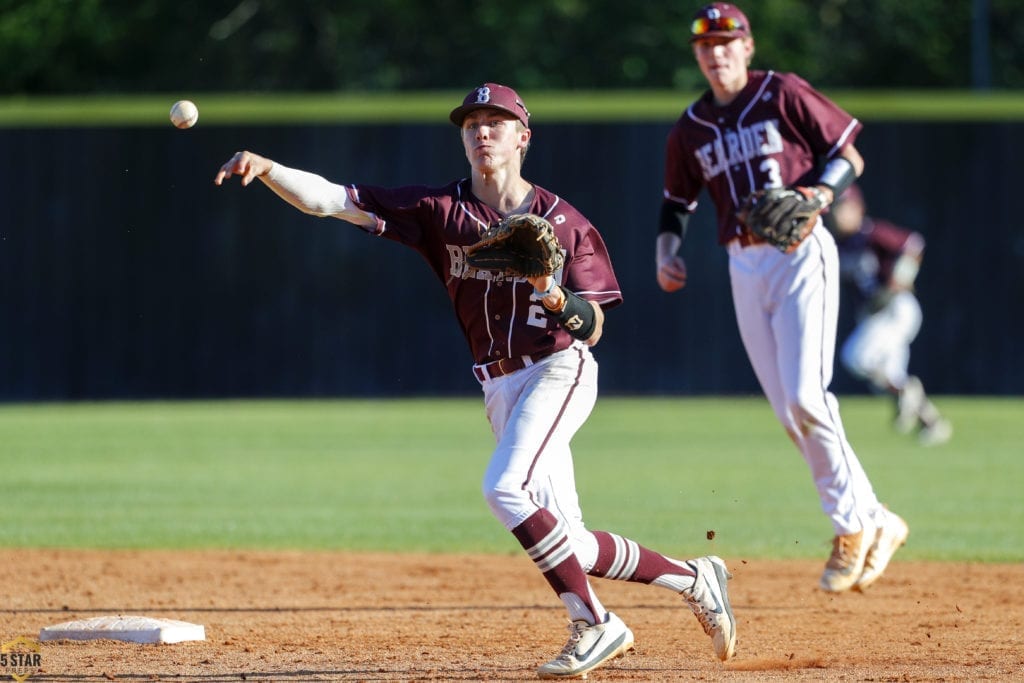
260,162,376,227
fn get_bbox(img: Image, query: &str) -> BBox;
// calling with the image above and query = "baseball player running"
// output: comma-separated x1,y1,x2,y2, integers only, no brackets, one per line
215,83,735,678
655,3,908,593
828,184,952,446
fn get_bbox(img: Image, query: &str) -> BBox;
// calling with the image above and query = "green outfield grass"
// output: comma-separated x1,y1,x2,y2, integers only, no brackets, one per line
0,397,1020,562
1,90,1023,127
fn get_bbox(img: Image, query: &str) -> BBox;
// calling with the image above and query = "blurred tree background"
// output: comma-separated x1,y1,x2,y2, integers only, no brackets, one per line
0,0,1019,95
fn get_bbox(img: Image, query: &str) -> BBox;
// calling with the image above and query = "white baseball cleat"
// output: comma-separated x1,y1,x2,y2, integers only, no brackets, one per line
854,511,910,591
536,612,634,679
918,418,953,447
682,555,737,662
819,528,875,593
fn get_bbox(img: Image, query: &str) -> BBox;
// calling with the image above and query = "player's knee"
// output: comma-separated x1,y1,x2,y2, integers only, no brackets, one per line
480,477,505,510
788,399,828,435
481,478,530,527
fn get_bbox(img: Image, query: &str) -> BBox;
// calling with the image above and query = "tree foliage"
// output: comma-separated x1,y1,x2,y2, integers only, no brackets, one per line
0,0,1020,94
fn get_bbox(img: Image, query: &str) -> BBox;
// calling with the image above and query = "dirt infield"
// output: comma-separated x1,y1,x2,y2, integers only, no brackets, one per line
2,549,1021,681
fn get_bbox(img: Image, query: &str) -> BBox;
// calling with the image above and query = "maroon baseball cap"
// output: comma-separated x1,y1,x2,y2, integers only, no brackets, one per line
449,83,531,128
689,3,751,43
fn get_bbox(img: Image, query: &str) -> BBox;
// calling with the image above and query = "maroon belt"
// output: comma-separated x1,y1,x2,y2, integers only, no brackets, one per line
473,351,556,382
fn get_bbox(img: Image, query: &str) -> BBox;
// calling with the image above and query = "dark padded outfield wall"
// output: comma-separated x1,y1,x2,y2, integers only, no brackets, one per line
2,122,1020,399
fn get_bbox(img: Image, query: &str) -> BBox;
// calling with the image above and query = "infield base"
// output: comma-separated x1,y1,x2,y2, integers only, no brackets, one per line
39,616,205,644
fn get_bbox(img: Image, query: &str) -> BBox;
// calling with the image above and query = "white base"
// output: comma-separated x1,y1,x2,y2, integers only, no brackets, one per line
39,616,205,644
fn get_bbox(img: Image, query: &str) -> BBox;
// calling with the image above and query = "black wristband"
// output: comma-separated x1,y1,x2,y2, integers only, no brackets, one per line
818,157,857,199
659,201,690,238
545,287,597,341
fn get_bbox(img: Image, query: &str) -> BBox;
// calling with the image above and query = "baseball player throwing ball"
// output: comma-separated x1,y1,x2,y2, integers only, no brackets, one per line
215,83,735,678
655,3,908,593
829,184,952,446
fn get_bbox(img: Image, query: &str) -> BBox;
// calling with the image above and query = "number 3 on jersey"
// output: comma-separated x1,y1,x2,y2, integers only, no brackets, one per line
760,157,783,189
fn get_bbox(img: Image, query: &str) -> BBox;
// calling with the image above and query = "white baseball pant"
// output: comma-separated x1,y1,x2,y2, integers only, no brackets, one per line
727,224,887,536
841,290,923,391
478,342,601,569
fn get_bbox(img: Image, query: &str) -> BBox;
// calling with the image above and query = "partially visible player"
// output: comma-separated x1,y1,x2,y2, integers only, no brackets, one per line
215,83,735,678
828,184,952,446
654,3,908,593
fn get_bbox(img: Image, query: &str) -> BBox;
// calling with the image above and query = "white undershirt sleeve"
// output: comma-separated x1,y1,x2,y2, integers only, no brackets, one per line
260,162,377,228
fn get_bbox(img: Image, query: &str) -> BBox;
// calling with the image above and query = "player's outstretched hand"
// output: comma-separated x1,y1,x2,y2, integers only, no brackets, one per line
214,151,273,187
657,254,688,292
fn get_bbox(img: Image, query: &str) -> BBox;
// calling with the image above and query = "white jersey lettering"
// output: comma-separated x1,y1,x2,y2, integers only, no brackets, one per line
695,119,784,182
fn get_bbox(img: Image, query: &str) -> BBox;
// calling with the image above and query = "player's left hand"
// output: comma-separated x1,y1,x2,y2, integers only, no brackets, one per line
657,253,688,292
466,213,565,278
737,186,827,253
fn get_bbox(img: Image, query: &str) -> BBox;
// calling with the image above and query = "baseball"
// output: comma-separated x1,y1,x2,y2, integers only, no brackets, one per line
169,100,199,129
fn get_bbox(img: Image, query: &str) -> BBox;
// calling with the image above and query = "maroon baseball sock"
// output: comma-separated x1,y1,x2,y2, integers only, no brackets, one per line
512,508,606,625
588,531,697,592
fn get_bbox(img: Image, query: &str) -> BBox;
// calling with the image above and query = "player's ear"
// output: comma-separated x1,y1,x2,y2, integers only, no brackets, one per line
517,126,532,153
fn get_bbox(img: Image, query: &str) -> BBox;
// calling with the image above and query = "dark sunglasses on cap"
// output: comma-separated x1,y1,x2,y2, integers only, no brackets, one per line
691,16,745,36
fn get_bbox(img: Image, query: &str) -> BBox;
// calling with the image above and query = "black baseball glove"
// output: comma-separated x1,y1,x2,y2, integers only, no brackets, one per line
465,213,565,277
736,187,827,253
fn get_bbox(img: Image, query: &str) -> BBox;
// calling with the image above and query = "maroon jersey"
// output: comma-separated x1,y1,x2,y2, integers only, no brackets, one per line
835,217,924,308
664,70,863,245
346,178,622,365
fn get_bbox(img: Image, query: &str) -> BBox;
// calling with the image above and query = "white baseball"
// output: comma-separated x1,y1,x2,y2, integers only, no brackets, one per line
169,100,199,129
